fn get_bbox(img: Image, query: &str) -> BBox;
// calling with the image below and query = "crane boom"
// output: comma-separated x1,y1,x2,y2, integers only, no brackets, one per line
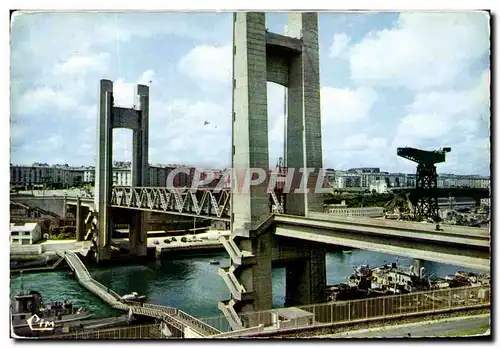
397,147,451,165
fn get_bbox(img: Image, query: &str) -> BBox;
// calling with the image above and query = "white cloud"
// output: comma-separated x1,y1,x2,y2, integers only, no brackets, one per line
391,70,490,148
112,70,156,107
178,43,232,83
437,135,490,175
147,97,231,166
112,129,133,161
113,79,136,108
396,113,449,141
138,70,155,85
329,33,351,59
19,87,78,113
342,134,388,150
53,53,110,76
321,87,377,124
348,12,490,90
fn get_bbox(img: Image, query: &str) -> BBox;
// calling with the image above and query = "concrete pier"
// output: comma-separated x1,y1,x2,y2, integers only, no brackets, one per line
95,80,150,262
224,12,326,318
76,196,84,242
285,246,326,306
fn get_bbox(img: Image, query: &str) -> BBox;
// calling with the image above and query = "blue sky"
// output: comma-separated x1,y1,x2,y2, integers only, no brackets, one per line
10,11,490,175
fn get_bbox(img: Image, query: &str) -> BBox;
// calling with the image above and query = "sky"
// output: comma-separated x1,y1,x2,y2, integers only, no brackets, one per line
10,11,491,176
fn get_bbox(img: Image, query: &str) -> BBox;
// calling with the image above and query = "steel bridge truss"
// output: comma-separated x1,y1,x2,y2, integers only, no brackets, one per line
110,186,285,220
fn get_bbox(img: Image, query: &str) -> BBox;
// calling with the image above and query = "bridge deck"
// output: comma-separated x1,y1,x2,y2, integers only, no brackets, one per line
303,212,489,237
273,213,490,271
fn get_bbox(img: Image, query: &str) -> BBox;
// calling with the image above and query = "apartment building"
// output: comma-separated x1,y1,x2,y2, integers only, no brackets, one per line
10,222,42,245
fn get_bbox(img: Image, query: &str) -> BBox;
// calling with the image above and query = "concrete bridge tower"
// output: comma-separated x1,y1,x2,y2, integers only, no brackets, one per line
219,12,326,327
94,79,150,262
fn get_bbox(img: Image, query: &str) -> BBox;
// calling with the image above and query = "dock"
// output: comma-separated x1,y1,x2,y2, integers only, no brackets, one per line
113,230,230,257
10,256,67,274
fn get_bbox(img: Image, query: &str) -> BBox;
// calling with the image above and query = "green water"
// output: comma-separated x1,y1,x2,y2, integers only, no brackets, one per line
10,250,480,319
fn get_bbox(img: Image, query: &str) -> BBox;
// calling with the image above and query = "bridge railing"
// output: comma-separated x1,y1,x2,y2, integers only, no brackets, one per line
110,186,232,219
47,323,164,339
207,285,490,336
176,309,221,336
125,302,221,336
62,251,91,280
127,301,178,315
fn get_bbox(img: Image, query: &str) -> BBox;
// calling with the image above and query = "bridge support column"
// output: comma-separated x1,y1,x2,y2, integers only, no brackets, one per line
75,197,84,242
222,12,325,324
285,246,326,306
94,79,149,263
129,211,147,256
95,80,114,262
285,12,323,216
237,234,273,315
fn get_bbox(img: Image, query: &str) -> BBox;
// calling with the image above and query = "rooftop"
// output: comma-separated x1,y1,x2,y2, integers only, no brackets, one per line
10,222,38,232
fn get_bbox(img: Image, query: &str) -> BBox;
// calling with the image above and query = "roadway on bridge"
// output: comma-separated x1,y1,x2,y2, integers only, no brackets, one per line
319,313,490,338
274,213,490,271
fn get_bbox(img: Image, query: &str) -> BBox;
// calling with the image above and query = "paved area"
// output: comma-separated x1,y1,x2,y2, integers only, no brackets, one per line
320,314,490,338
112,230,230,252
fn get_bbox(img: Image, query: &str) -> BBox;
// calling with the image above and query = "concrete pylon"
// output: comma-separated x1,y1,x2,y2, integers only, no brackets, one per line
75,196,84,242
227,12,326,316
94,79,150,262
285,12,324,216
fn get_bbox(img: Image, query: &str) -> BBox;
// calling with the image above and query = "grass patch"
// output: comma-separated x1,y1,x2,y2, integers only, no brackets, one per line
441,324,490,337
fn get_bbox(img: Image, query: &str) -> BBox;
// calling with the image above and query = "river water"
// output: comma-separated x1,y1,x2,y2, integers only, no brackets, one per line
10,250,480,319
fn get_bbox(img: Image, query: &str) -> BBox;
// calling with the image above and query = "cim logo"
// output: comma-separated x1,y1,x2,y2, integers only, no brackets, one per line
26,314,55,332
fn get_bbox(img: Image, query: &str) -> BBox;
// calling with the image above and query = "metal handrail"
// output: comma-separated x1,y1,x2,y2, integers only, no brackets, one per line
211,285,490,336
59,250,221,337
176,310,221,335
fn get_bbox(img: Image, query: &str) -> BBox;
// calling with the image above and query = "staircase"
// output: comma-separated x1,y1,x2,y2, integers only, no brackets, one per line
84,211,98,241
218,236,255,266
218,265,253,301
51,255,65,268
217,299,243,331
218,235,256,330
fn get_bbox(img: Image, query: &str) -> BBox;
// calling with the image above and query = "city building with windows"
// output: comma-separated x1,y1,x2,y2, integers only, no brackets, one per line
10,164,490,191
370,180,388,194
83,167,95,185
67,168,84,187
113,167,132,186
10,222,42,245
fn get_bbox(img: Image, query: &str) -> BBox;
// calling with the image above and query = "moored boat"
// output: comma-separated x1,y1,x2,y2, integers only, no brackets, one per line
120,292,147,303
11,290,92,337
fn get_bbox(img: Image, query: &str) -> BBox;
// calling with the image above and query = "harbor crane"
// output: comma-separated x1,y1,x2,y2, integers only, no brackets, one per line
397,147,451,222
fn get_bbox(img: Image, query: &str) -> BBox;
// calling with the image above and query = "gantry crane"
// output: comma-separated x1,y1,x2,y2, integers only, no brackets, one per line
397,147,451,222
